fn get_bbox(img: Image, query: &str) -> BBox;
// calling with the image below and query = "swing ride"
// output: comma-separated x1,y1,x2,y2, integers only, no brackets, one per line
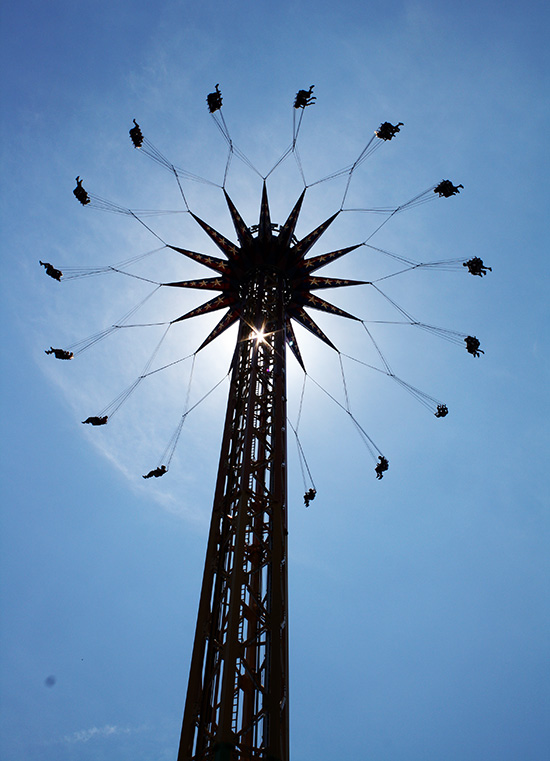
43,84,489,761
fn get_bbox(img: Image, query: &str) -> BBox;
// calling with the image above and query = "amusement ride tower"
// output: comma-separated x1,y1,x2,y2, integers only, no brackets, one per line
44,85,485,761
173,184,362,761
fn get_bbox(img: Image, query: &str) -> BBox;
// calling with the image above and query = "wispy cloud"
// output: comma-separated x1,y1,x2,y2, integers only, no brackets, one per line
62,724,136,744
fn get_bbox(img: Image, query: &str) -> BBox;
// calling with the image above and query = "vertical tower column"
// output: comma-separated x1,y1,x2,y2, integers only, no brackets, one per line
178,270,289,761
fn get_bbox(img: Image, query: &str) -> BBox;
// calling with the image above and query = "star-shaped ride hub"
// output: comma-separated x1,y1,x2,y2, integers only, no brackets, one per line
166,182,365,363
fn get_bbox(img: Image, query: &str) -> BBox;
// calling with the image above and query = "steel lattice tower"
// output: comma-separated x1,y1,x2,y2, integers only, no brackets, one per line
178,279,289,761
174,184,363,761
48,96,476,761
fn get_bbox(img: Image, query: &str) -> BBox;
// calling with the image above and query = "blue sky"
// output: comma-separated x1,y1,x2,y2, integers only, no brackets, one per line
1,1,549,760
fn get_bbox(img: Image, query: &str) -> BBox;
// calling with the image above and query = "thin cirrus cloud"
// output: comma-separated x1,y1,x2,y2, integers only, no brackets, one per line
62,723,138,744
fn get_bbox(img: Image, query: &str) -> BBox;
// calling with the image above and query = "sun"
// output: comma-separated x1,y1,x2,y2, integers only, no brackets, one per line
251,326,267,344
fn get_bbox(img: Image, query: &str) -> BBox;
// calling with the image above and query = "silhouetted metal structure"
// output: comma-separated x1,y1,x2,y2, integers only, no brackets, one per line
49,91,478,761
175,185,362,761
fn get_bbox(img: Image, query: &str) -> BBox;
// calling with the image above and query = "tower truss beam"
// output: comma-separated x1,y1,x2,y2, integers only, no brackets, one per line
178,271,289,761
